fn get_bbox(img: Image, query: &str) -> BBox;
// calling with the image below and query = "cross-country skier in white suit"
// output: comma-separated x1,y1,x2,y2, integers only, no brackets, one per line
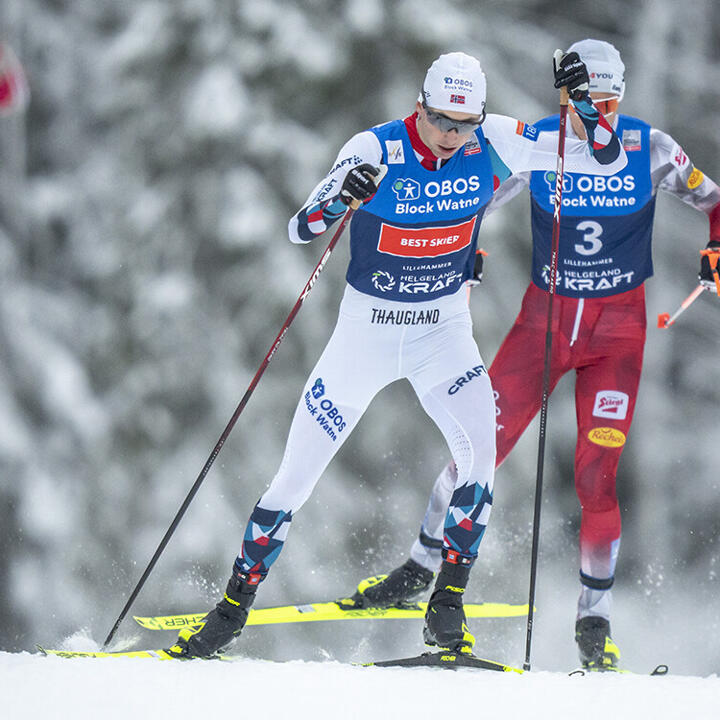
168,49,627,660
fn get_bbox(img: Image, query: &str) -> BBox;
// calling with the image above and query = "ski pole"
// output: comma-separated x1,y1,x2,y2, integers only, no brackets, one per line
657,284,708,329
523,77,569,672
102,190,371,649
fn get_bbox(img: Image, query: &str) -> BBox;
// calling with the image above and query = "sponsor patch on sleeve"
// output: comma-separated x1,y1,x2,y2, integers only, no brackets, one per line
687,167,705,189
670,143,689,171
515,121,538,141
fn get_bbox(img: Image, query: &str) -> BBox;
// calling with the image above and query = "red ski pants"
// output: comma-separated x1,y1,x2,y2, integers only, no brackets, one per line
490,283,646,581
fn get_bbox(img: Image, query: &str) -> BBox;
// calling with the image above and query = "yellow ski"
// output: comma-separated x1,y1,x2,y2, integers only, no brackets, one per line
134,600,529,631
37,646,177,660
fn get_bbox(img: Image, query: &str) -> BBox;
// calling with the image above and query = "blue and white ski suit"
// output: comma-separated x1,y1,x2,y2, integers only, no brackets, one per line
235,108,626,582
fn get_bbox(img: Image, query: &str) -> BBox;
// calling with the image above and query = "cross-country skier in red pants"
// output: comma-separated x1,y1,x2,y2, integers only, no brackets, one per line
348,39,720,670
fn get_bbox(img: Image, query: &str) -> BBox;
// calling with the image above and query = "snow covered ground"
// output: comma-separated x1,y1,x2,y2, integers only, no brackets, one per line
2,646,718,720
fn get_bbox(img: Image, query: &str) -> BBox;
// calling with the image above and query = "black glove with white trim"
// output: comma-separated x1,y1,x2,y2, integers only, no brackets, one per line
699,239,720,291
340,164,382,206
553,50,590,101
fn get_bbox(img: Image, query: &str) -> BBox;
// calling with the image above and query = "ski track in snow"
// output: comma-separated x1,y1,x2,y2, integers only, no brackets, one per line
1,650,718,720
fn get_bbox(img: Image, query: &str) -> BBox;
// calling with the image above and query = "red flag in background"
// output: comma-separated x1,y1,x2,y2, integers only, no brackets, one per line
0,42,29,117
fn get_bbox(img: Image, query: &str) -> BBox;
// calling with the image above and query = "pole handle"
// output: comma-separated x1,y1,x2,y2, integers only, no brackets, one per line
348,164,388,210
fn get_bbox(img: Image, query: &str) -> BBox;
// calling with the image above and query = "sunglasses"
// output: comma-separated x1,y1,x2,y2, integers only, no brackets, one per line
592,97,620,115
421,91,484,134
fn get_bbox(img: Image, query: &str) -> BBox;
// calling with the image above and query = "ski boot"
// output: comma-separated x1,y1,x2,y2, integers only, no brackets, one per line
166,570,258,659
575,616,620,670
423,557,475,652
339,558,435,610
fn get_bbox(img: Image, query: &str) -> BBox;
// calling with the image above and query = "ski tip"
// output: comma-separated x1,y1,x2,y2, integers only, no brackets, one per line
651,664,669,676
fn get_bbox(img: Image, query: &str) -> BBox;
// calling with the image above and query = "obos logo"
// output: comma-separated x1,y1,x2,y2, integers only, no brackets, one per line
392,178,421,201
588,427,626,448
311,378,325,399
544,170,573,193
372,270,396,292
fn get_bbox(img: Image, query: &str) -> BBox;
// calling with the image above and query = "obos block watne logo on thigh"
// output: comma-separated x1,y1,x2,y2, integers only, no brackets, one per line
304,378,347,441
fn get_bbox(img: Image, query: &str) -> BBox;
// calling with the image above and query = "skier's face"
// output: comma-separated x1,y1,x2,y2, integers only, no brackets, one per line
570,92,621,138
415,101,482,159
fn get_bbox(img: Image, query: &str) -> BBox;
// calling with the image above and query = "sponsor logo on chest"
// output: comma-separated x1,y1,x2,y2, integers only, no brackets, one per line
391,175,483,215
385,140,405,164
542,170,639,209
622,130,641,151
377,217,476,259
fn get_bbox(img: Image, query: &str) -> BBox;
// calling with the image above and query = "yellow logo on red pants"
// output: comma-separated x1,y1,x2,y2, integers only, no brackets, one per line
588,427,626,448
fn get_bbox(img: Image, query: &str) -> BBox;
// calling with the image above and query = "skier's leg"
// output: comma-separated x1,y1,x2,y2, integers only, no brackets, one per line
408,461,458,571
169,296,397,657
394,309,497,651
353,285,567,608
573,294,646,666
409,284,564,569
574,325,645,617
415,367,496,651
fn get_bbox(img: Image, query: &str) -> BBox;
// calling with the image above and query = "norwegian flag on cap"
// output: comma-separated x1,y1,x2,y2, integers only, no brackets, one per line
0,43,29,117
450,94,466,104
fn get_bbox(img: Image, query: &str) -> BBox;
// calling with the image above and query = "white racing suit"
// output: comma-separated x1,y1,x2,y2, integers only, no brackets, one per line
234,104,626,582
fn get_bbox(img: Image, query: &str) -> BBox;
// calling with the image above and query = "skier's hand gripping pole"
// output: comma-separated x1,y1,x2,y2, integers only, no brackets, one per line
657,245,720,329
699,243,720,296
102,164,387,649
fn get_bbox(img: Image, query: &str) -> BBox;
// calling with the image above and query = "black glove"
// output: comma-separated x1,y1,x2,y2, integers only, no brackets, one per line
340,163,381,206
467,249,488,287
553,50,590,101
699,239,720,290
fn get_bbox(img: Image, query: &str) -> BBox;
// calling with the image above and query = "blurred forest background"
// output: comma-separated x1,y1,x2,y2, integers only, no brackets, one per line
0,0,718,673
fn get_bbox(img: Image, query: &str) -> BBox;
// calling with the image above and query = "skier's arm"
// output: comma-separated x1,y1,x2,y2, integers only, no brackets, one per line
552,49,624,167
650,128,720,238
649,128,720,286
481,50,626,179
482,111,626,180
484,172,530,217
288,131,383,244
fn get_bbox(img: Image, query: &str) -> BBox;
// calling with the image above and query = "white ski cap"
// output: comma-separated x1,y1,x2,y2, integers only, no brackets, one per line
568,39,625,100
420,52,486,115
